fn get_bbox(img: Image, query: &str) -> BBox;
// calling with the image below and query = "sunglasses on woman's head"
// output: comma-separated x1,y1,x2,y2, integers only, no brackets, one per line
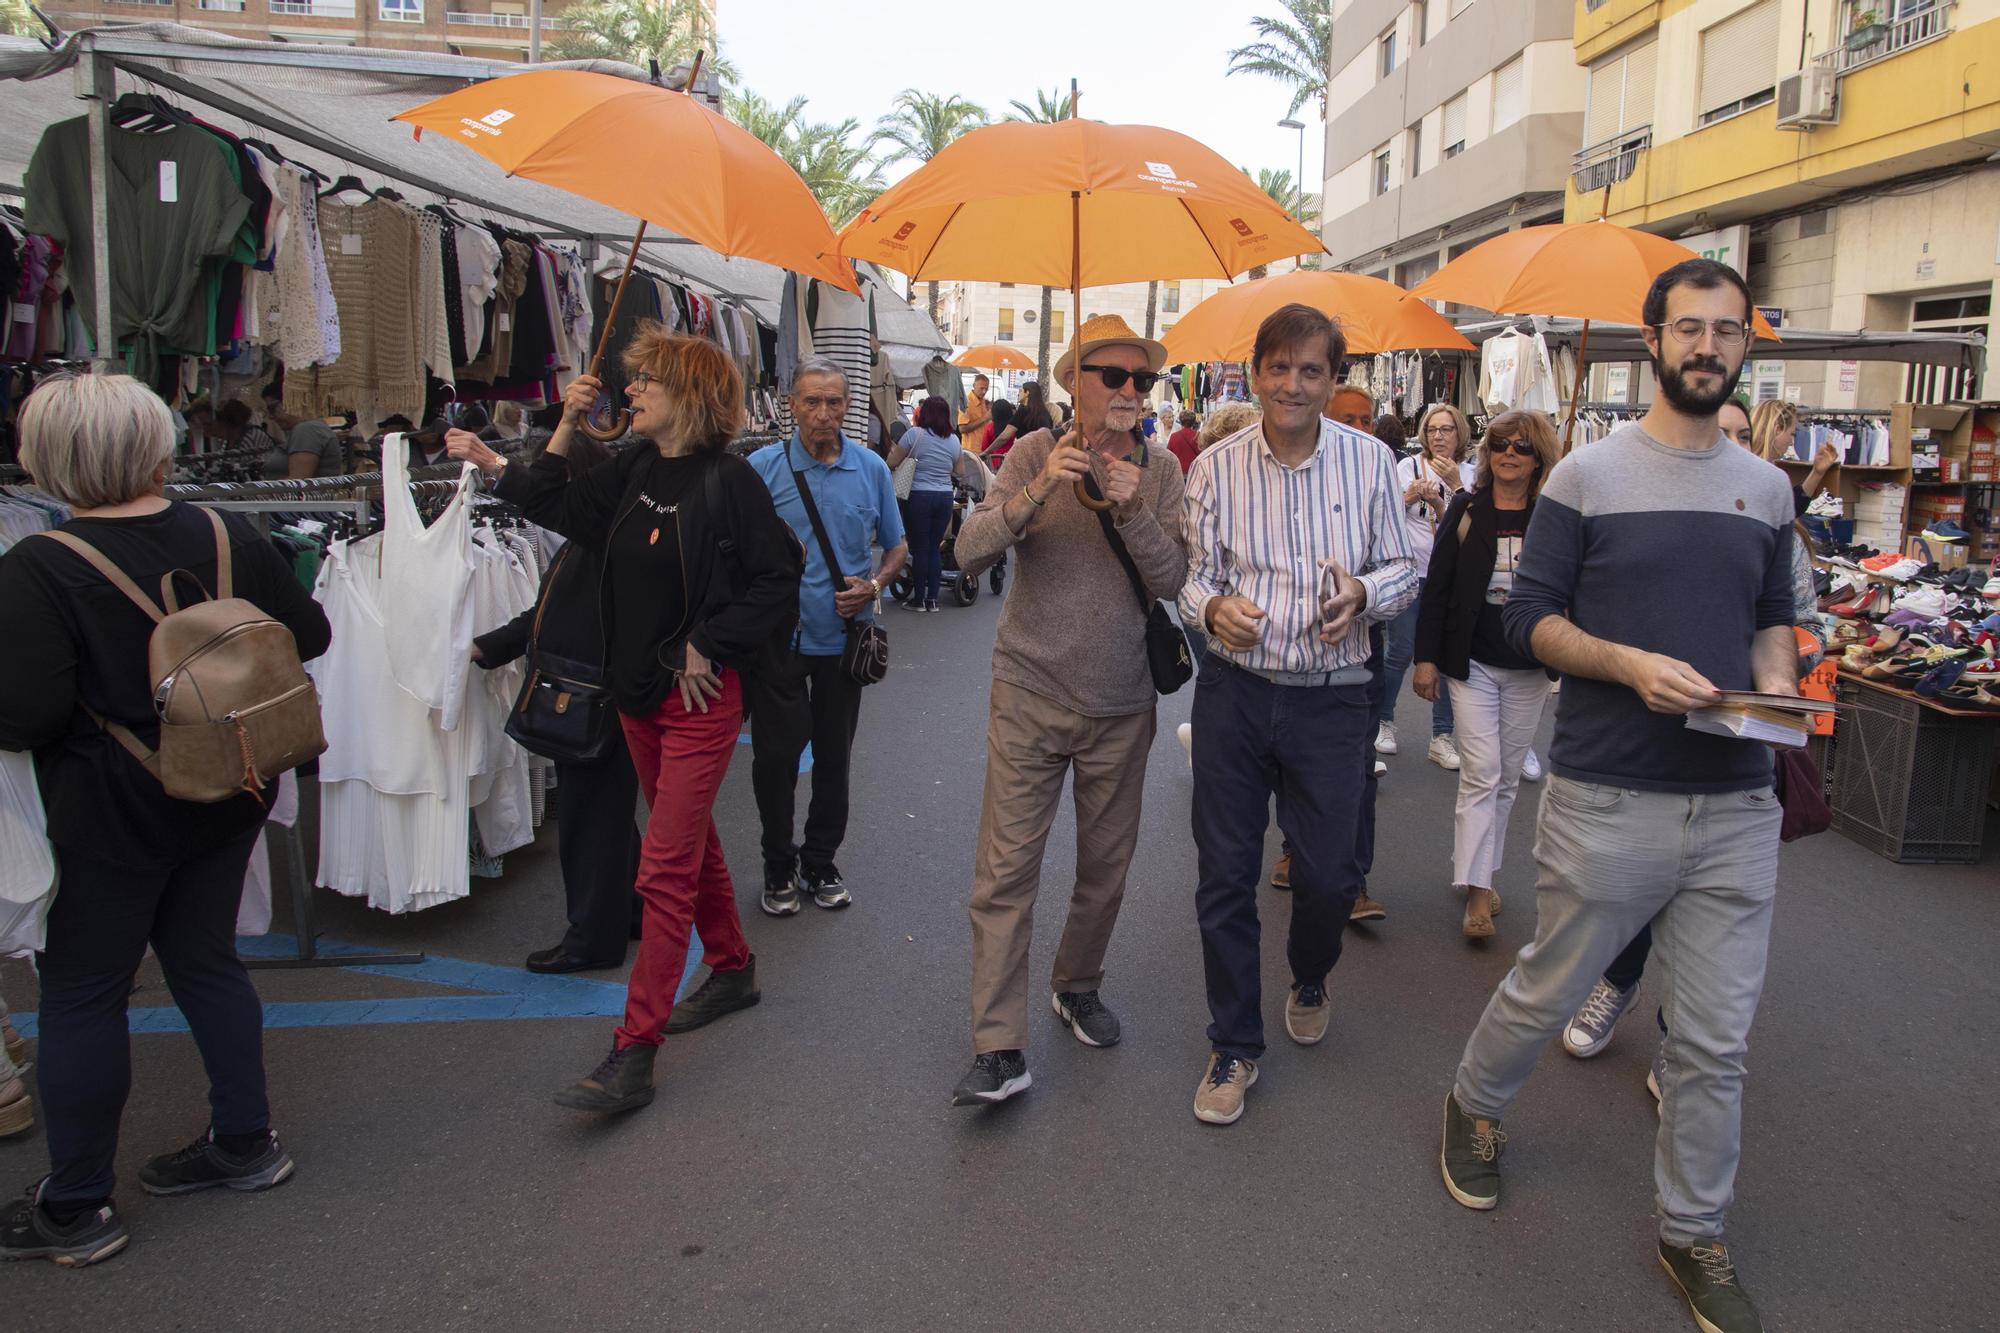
1487,436,1538,458
1080,364,1161,394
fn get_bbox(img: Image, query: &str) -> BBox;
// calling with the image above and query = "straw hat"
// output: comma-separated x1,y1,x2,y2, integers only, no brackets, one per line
1053,314,1169,389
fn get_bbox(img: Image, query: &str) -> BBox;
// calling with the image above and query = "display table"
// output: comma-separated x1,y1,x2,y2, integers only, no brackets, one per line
1829,672,1998,863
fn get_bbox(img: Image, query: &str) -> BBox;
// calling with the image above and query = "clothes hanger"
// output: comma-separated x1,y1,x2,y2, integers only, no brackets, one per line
318,175,373,203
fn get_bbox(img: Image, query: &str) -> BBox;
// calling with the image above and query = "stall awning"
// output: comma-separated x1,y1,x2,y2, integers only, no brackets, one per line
1453,316,1986,372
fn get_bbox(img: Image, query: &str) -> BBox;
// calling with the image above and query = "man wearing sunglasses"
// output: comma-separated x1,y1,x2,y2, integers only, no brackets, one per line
1441,259,1793,1333
1180,303,1419,1127
948,315,1187,1108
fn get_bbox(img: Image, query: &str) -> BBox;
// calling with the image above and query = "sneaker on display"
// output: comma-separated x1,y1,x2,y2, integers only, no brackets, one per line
1562,977,1639,1058
1428,734,1462,770
1374,721,1398,755
950,1050,1031,1106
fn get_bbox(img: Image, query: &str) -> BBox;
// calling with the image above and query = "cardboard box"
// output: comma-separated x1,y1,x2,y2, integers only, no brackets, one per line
1893,404,1971,465
1907,537,1970,569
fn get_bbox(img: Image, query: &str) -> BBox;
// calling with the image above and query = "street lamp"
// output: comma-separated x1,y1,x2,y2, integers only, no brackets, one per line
1277,118,1306,226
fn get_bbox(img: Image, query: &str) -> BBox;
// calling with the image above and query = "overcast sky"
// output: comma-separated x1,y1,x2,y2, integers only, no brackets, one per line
725,1,1326,191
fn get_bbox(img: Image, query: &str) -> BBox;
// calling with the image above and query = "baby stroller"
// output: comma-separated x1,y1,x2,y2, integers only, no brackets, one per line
892,482,988,607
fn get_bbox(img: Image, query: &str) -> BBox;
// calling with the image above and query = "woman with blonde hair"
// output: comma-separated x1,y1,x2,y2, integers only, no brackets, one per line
1197,401,1261,451
451,324,801,1115
1381,402,1476,771
1753,397,1838,515
1411,409,1558,937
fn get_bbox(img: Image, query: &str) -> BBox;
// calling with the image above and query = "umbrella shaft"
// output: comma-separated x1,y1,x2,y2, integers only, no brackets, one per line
589,218,651,379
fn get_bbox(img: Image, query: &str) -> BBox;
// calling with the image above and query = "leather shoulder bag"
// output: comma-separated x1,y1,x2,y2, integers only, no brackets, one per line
1086,475,1192,696
790,463,889,686
505,545,620,764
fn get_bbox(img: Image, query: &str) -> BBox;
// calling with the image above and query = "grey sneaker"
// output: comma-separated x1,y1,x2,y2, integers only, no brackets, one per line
0,1183,127,1268
760,871,802,917
1659,1239,1763,1333
1051,990,1121,1047
139,1130,294,1195
1563,977,1640,1058
950,1050,1031,1106
1439,1092,1506,1210
802,865,851,910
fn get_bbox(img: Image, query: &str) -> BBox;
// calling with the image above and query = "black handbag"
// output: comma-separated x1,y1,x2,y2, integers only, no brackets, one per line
1087,478,1192,695
790,465,889,686
505,548,620,764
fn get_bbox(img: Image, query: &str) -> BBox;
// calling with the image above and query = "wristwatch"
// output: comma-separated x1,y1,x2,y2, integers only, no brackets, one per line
867,577,882,596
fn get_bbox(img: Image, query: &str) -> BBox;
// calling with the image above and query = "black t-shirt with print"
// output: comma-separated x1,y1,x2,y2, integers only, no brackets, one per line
1470,507,1539,670
607,452,703,696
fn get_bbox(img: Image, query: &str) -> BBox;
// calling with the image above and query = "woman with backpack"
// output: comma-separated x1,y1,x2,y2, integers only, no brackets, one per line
0,373,332,1267
447,324,801,1116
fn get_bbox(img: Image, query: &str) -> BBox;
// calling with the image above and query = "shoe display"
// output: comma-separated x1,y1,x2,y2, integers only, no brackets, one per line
1051,990,1122,1047
1192,1053,1257,1125
554,1042,657,1114
1439,1092,1506,1211
1428,733,1462,770
1563,977,1639,1058
802,865,852,910
139,1129,295,1196
663,956,760,1034
525,947,620,974
1659,1239,1763,1333
0,1183,128,1268
1270,852,1291,889
1374,721,1398,755
1284,981,1329,1045
1521,748,1544,782
950,1050,1030,1106
1349,892,1387,922
761,871,803,917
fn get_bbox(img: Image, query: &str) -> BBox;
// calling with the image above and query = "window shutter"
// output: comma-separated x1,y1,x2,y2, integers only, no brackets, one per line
1698,1,1778,116
1443,94,1466,148
1623,40,1657,125
1492,58,1524,131
1585,59,1621,144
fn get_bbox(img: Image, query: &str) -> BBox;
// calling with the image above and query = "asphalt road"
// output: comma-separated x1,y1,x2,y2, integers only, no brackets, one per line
4,588,1996,1331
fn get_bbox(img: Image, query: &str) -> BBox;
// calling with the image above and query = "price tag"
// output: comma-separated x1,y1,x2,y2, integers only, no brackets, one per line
10,303,32,324
497,313,512,333
340,232,362,256
159,161,178,204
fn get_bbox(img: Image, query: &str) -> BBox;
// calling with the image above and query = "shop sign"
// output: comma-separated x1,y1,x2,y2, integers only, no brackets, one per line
1838,360,1860,392
1677,225,1750,277
1916,258,1937,281
1756,305,1783,329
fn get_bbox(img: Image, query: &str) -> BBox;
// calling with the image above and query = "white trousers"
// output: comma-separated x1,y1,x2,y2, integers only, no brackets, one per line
1447,661,1549,889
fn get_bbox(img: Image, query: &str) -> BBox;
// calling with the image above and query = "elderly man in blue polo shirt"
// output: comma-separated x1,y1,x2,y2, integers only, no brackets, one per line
747,357,909,917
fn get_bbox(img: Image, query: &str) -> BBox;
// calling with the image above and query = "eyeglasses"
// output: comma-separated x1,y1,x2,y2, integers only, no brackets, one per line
628,372,659,392
1424,424,1458,437
1486,436,1538,458
1658,318,1750,348
1080,364,1162,394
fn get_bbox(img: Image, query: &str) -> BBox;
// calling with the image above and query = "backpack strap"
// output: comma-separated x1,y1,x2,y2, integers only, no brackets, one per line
1456,507,1473,547
33,529,166,624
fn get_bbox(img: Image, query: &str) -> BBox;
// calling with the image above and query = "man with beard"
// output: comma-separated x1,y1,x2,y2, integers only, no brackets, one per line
948,316,1187,1107
1439,260,1792,1333
1181,306,1418,1126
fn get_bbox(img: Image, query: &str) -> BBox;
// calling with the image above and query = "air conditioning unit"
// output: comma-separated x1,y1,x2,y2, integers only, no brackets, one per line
1776,67,1839,129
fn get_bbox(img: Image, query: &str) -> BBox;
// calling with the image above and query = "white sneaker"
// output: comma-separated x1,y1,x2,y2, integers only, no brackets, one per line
1373,758,1388,778
1176,722,1193,769
1428,734,1461,771
1521,748,1544,782
1374,721,1398,755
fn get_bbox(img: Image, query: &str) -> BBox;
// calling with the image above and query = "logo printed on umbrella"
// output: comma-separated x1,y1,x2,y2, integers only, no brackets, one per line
460,108,516,138
482,109,516,127
892,221,918,241
1137,160,1198,192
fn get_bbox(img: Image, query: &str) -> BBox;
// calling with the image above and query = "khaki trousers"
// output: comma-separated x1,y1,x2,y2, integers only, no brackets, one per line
968,679,1156,1054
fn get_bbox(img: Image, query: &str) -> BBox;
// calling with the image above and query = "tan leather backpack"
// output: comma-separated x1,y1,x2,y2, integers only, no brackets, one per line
37,509,326,803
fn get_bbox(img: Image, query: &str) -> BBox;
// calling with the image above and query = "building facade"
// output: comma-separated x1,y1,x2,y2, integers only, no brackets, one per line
1568,0,2000,404
1320,0,1588,294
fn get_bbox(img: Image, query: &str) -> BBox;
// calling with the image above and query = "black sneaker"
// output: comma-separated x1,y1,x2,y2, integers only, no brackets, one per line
802,864,852,910
662,956,760,1034
553,1042,657,1114
139,1129,295,1196
1,1182,128,1267
950,1050,1031,1106
761,871,802,917
1051,990,1122,1047
1659,1239,1763,1333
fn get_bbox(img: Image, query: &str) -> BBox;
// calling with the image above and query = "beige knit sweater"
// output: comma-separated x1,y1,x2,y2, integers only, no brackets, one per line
292,197,425,427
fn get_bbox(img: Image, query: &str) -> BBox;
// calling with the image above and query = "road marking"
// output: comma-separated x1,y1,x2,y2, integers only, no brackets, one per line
737,731,813,772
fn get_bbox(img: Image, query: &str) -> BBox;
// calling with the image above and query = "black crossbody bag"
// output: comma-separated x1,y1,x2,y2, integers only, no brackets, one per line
1085,475,1192,695
790,466,890,686
505,545,620,763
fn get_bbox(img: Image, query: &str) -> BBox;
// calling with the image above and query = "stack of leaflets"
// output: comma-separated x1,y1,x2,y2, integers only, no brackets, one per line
1684,692,1836,750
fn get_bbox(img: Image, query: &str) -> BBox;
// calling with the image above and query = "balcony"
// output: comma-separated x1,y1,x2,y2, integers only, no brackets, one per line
269,0,356,14
1816,1,1953,75
445,10,565,27
1571,125,1651,193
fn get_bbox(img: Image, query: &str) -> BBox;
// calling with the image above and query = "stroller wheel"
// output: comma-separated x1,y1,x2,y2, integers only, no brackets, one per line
954,573,980,607
890,573,914,605
989,564,1006,595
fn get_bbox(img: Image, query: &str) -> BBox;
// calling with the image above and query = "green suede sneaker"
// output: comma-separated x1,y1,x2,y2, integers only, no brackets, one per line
1439,1091,1506,1210
1659,1239,1763,1333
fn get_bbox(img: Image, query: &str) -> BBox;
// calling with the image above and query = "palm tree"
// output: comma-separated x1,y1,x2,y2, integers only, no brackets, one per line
724,92,884,227
1005,87,1074,373
724,89,806,150
872,91,987,329
1241,166,1323,278
1227,1,1334,120
0,0,45,36
546,0,737,82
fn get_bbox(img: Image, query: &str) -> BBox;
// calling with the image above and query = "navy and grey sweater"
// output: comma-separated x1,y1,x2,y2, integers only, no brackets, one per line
1501,423,1795,794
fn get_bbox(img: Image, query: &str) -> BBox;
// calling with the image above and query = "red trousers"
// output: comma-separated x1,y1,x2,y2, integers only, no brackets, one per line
614,670,750,1049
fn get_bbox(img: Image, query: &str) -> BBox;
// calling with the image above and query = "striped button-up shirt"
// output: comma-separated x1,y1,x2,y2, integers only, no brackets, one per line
1180,418,1420,676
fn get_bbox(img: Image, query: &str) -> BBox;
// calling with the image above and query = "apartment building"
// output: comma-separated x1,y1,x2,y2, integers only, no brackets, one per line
1568,0,2000,404
1320,0,1588,294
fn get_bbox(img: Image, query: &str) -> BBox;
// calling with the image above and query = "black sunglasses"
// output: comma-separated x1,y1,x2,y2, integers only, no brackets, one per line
1080,364,1162,394
1486,436,1539,458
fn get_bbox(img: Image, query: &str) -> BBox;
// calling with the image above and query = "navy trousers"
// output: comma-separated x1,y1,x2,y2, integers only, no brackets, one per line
1192,655,1373,1061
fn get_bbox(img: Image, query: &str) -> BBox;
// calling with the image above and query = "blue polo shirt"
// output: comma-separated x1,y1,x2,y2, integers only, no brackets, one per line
749,433,906,656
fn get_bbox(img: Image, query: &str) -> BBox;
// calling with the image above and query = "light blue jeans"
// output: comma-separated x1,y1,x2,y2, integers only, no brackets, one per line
1379,603,1453,737
1452,775,1781,1245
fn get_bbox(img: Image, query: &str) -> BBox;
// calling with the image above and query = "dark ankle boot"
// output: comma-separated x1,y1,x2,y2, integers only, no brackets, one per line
553,1042,657,1113
663,955,761,1034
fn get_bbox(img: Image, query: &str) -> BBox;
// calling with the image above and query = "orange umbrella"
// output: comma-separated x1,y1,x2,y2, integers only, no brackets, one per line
840,111,1322,508
393,62,855,437
952,344,1037,370
1164,270,1472,363
1407,220,1778,446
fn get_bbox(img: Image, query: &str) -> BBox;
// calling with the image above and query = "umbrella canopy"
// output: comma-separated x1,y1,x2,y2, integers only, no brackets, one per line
1406,221,1776,339
392,68,856,292
836,119,1324,288
952,343,1037,370
1163,270,1473,363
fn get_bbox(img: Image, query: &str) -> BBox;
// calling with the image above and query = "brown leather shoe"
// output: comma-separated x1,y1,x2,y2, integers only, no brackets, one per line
1269,853,1291,889
1349,892,1387,921
1462,887,1498,938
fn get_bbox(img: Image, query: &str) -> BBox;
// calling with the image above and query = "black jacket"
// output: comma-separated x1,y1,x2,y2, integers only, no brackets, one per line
493,444,800,715
0,503,332,864
473,539,605,673
1414,488,1544,682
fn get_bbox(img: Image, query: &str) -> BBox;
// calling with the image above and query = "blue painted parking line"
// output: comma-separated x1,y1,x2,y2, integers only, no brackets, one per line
13,932,704,1036
736,731,813,772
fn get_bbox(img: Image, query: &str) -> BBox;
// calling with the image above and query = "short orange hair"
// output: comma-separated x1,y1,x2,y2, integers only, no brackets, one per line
622,323,743,453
